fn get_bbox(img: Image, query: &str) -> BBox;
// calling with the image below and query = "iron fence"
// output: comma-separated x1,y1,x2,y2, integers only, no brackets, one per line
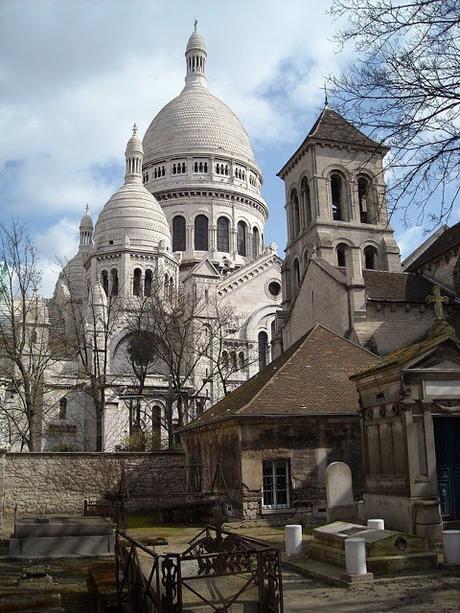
115,526,283,612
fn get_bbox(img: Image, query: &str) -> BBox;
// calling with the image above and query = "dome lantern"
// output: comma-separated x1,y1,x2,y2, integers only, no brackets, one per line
185,20,207,89
79,204,93,249
124,123,143,185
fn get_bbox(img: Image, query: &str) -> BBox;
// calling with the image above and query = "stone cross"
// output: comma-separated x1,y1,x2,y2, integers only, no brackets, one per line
426,286,449,320
194,18,198,32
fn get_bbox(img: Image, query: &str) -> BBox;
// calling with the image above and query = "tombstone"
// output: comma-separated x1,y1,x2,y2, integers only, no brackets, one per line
325,462,357,522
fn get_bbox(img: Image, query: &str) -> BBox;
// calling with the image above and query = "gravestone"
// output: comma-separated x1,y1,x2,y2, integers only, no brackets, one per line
325,462,356,522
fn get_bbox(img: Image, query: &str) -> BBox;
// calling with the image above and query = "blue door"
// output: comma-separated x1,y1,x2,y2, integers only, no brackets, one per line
434,417,460,520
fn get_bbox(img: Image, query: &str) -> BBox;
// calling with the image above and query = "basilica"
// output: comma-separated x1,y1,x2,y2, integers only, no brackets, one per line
1,26,283,452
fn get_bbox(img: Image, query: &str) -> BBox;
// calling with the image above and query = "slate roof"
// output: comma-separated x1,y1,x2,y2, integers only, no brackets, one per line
363,270,452,303
405,222,460,272
308,108,382,149
181,324,378,431
278,108,385,177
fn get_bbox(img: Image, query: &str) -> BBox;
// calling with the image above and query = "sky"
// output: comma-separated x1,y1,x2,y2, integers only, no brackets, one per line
0,0,453,296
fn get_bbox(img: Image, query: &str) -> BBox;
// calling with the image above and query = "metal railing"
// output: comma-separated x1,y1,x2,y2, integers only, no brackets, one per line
115,526,283,612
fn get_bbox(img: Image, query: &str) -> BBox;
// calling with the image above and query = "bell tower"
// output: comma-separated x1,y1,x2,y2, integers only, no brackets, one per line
278,105,401,309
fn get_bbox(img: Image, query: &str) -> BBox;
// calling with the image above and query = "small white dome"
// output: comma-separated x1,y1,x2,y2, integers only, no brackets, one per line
186,31,206,53
93,182,171,251
94,128,171,251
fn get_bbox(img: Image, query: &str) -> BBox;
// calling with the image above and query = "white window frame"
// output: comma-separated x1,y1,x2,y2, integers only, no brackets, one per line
262,459,290,510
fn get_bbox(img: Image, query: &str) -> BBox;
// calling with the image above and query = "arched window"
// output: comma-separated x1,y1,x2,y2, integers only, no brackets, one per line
110,269,118,296
152,405,162,439
302,178,312,226
222,351,229,371
101,270,109,296
133,268,142,296
331,173,345,221
194,162,198,172
237,221,247,256
172,215,186,251
364,246,378,270
217,217,230,252
336,243,348,268
194,215,209,251
358,177,371,224
59,397,67,420
292,189,300,237
238,351,245,370
293,258,301,288
258,331,268,370
252,227,260,259
144,269,153,297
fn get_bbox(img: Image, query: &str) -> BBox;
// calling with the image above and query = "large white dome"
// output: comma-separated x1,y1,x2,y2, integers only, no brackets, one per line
143,86,255,165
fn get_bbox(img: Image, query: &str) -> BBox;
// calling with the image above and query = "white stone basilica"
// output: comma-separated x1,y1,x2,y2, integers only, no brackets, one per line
5,27,282,452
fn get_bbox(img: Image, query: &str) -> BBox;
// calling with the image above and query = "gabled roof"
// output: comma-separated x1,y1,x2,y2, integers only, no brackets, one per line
402,225,448,270
363,270,453,303
351,322,459,380
183,257,221,281
278,108,386,178
405,222,460,272
181,324,378,431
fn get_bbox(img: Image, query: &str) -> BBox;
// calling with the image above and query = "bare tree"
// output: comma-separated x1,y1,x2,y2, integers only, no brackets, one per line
330,0,460,226
0,219,61,450
125,281,239,447
59,266,123,452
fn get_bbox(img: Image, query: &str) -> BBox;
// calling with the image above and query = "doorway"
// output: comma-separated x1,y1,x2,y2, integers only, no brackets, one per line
434,416,460,520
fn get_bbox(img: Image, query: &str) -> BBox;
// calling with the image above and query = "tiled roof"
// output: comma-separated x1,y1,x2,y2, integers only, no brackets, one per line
278,108,385,177
363,270,450,303
405,222,460,272
181,324,378,431
308,108,382,149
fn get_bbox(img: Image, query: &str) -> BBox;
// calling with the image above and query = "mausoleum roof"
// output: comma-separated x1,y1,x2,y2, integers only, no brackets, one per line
181,324,378,431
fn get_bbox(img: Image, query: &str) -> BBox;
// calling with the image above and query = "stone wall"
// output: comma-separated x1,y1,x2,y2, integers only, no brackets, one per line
0,450,186,519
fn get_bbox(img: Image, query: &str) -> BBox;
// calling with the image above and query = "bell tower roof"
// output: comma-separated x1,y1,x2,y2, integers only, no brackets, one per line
184,21,207,89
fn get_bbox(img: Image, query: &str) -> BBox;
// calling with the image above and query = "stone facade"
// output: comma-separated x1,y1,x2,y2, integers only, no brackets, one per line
183,416,362,523
0,450,186,519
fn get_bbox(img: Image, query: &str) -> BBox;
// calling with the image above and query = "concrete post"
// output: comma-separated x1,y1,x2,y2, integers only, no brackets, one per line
345,537,367,575
285,524,302,556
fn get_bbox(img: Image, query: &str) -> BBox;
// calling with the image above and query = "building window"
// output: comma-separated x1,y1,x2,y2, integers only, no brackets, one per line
238,351,246,370
268,281,281,297
217,217,230,252
302,178,312,226
101,270,109,296
152,405,162,440
173,215,186,251
110,269,118,296
252,227,260,258
336,244,348,268
237,221,247,256
293,258,300,289
292,189,300,237
258,330,268,370
133,268,142,296
331,173,345,221
59,397,67,420
194,215,209,251
144,269,153,297
358,177,370,223
364,245,378,270
262,459,290,509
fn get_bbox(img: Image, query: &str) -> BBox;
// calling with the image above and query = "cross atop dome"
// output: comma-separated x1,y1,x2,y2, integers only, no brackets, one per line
194,18,198,32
